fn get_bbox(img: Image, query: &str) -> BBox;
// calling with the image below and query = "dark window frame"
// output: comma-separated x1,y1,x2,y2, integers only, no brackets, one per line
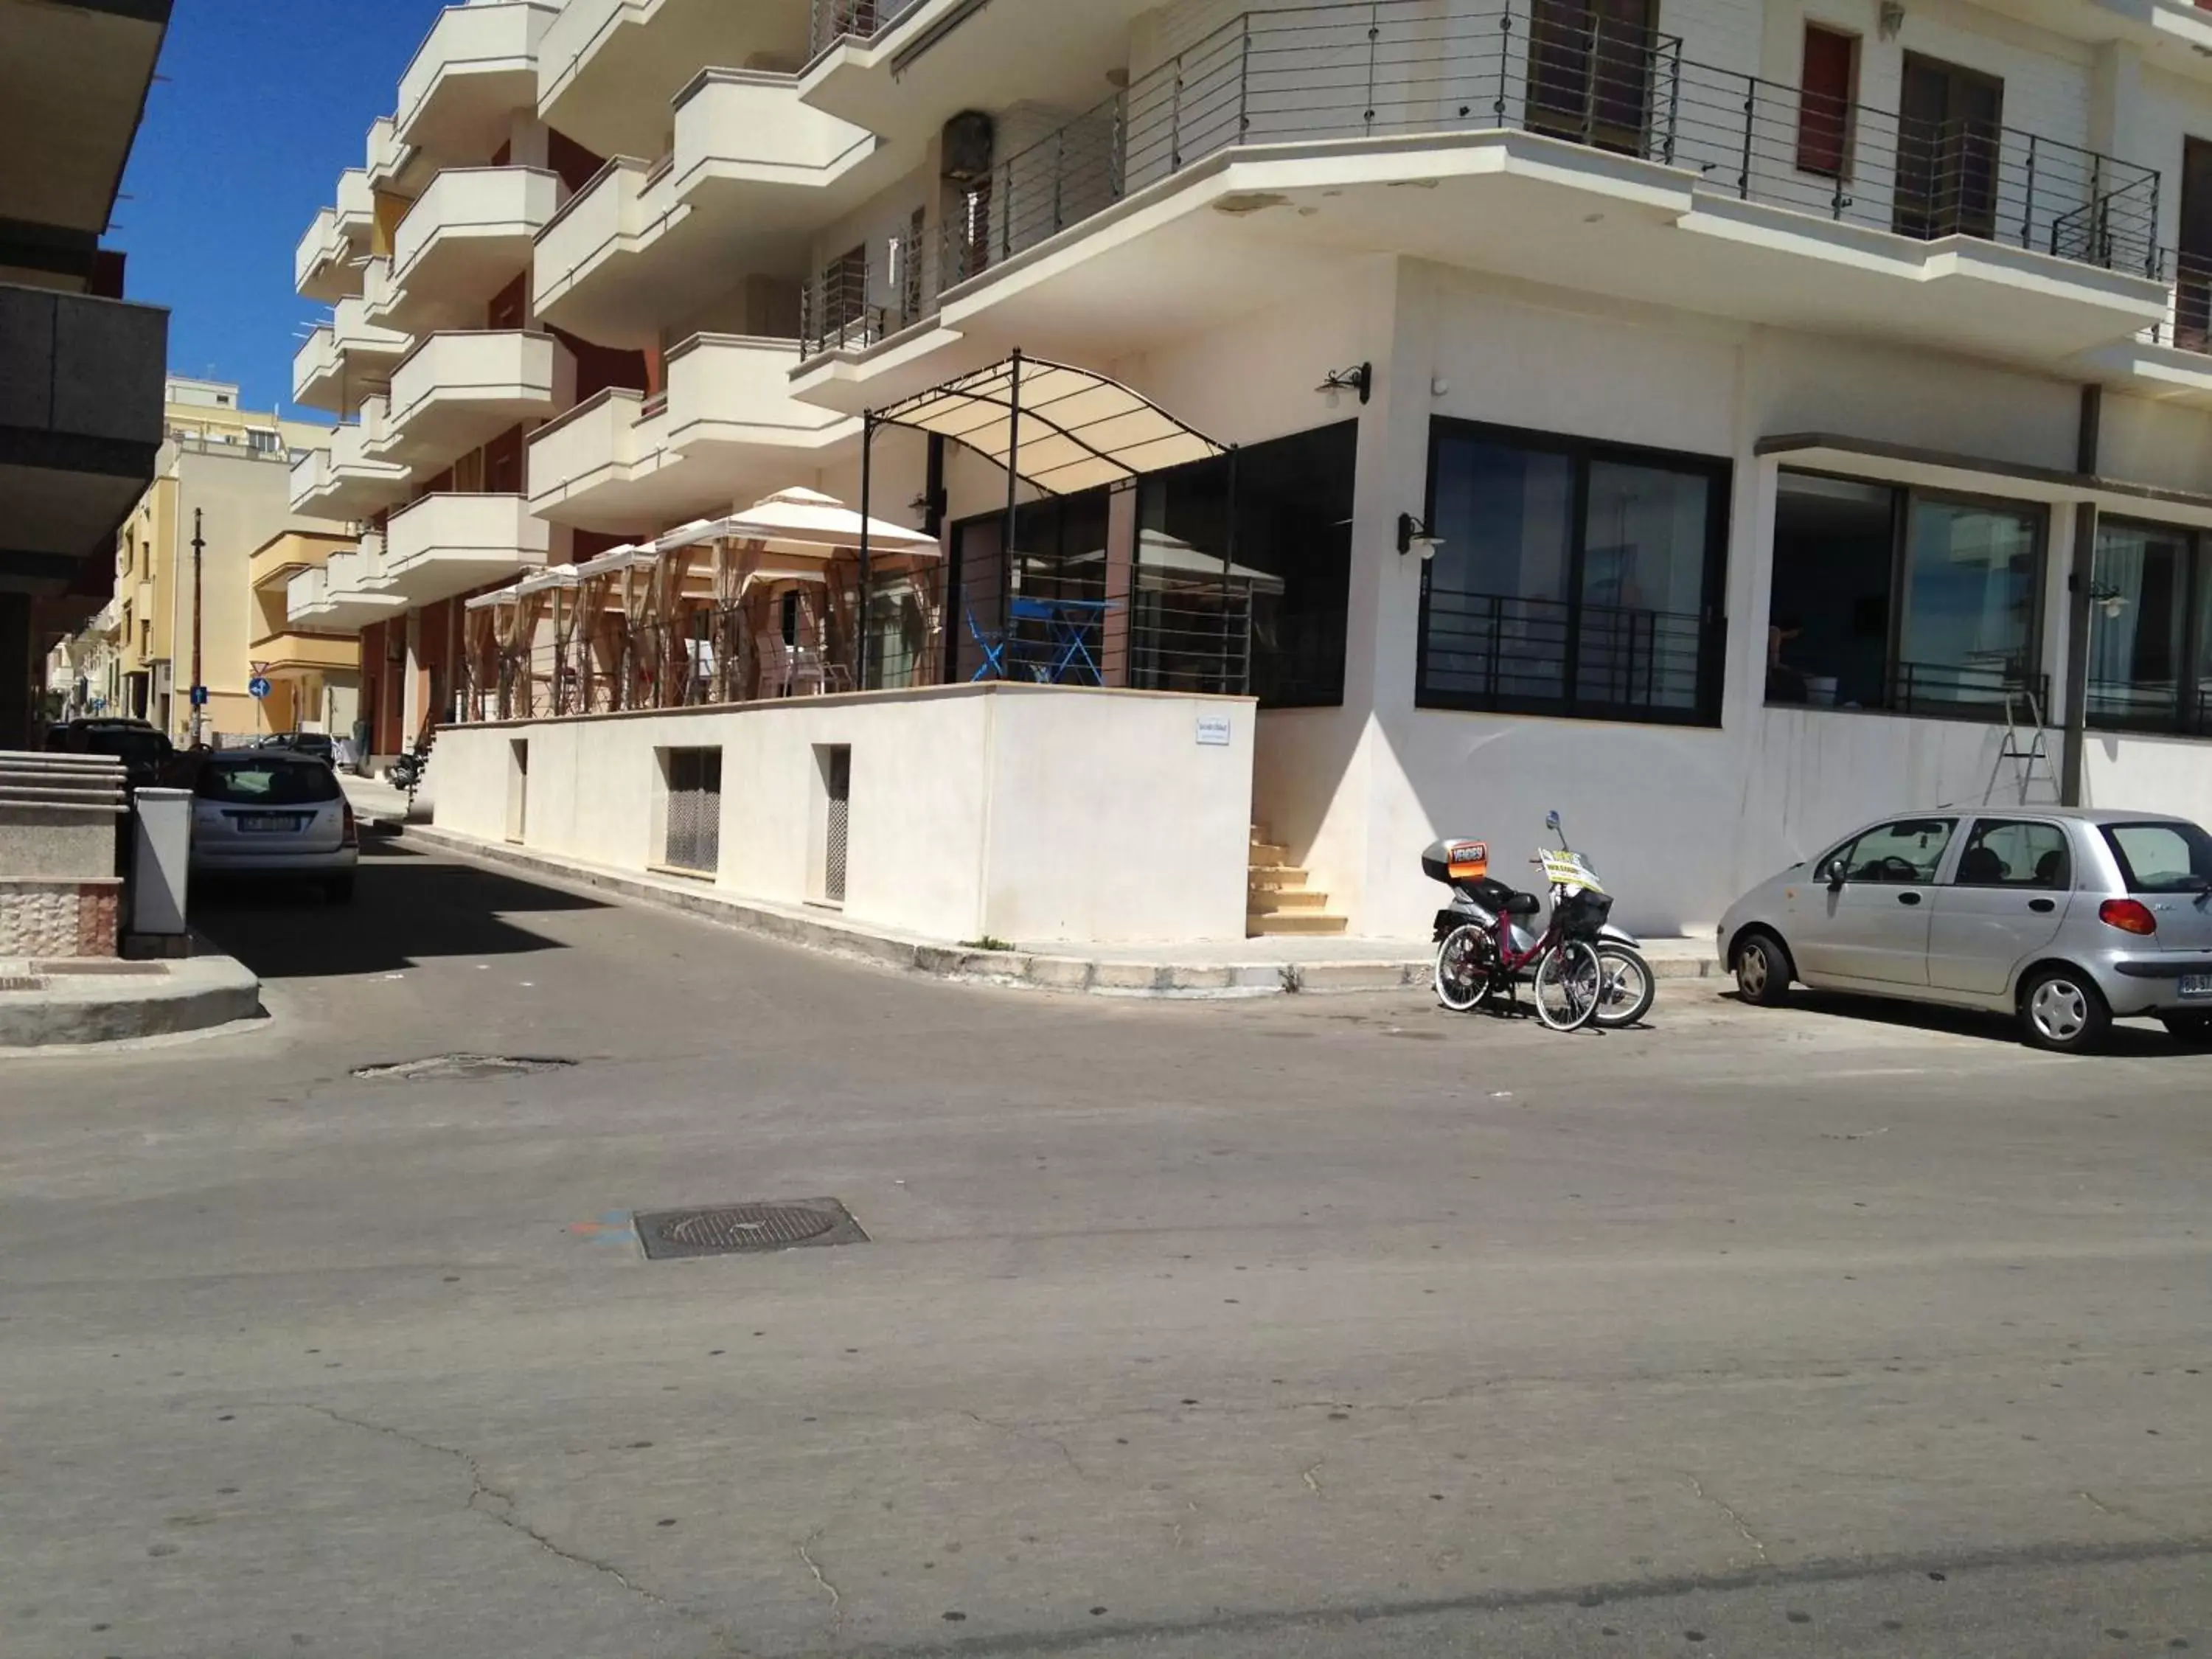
1768,467,2051,721
2084,514,2212,739
1414,417,1732,728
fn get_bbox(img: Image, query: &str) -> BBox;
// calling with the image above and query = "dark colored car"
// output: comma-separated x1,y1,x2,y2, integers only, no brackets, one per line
55,719,175,787
260,731,337,765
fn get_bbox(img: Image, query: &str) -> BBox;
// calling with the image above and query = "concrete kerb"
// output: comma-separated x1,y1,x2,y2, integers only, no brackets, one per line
0,951,263,1048
381,821,1723,998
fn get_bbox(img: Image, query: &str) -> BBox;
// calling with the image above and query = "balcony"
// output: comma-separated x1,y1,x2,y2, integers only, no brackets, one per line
793,2,2172,408
395,1,560,165
293,535,410,633
249,529,353,594
533,69,883,344
528,332,855,531
248,630,360,675
0,284,167,597
295,170,375,303
375,167,562,333
366,114,431,199
288,402,412,519
539,0,815,157
799,0,1158,144
375,330,560,468
292,295,411,414
384,493,552,605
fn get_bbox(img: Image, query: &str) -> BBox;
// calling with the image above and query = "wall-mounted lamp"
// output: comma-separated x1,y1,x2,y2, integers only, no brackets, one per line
1398,512,1444,560
2088,580,2131,621
1878,1,1905,40
1318,362,1372,406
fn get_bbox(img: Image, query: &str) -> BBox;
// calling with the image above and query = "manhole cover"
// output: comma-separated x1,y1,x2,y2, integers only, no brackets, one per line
634,1200,868,1260
351,1054,578,1082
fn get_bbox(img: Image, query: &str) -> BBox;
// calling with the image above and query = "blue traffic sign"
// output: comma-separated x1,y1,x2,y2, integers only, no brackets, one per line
189,685,209,707
248,676,273,700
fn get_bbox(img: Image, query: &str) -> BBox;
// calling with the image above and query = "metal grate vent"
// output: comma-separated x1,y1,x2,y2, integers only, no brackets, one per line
634,1199,868,1260
823,746,851,904
663,747,723,874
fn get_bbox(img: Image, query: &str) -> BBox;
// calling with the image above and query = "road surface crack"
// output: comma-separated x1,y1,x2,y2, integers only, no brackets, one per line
956,1409,1090,1481
2080,1490,2178,1541
1301,1458,1325,1498
797,1526,843,1642
1680,1471,1771,1565
296,1405,743,1648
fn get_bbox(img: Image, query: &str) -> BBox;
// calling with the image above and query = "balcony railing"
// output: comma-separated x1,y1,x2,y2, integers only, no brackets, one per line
799,221,928,358
2087,677,2212,736
806,0,929,63
1419,588,1719,721
931,1,2160,305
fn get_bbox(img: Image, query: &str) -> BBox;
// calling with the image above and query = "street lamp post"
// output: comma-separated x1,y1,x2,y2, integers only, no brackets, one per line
189,507,205,748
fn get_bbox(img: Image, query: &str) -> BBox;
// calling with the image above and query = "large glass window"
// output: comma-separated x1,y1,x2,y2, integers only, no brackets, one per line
1138,422,1357,708
1417,421,1728,724
1767,470,2045,717
2087,518,2212,737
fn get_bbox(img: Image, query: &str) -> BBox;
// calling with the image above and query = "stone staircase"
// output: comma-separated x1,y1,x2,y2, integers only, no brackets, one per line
1246,824,1347,937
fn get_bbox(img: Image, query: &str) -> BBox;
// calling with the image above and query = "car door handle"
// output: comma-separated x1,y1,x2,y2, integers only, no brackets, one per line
1897,891,1922,906
2029,898,2056,914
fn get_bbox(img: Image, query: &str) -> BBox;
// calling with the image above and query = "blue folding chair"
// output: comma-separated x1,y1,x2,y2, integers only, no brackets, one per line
964,605,1009,681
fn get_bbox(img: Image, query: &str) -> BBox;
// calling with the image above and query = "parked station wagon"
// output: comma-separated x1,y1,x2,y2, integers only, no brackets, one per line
1718,808,2212,1052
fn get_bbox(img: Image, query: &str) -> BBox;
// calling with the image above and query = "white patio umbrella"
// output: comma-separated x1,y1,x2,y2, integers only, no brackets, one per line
673,487,941,560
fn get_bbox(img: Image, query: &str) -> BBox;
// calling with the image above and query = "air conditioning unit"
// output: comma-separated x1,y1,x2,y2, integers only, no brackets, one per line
941,111,995,182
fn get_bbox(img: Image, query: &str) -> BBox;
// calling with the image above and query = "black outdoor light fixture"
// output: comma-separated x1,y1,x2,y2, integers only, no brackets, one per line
1317,362,1372,405
1398,512,1444,559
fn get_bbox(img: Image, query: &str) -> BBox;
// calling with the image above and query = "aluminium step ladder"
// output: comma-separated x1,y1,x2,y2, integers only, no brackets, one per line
1984,686,2061,806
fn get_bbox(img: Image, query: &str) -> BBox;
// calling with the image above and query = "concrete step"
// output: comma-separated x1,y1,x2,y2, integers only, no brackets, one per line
1246,864,1311,890
1249,886,1329,910
1248,841,1291,866
1247,911,1351,937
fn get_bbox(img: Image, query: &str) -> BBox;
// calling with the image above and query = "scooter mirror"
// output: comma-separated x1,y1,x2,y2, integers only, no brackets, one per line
1545,810,1562,832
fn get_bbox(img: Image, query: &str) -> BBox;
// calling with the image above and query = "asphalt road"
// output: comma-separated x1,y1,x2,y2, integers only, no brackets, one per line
3,841,2208,1658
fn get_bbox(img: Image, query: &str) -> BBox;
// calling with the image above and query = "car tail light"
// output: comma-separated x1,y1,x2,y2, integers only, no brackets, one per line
341,801,359,848
2098,898,2157,936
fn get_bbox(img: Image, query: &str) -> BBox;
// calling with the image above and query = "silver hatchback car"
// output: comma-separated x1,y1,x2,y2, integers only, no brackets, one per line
1717,807,2212,1052
189,750,358,902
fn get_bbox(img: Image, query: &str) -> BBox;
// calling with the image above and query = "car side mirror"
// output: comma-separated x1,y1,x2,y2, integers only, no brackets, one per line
1818,858,1846,887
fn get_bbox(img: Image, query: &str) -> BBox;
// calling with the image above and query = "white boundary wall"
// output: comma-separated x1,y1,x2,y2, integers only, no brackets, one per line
432,683,1256,945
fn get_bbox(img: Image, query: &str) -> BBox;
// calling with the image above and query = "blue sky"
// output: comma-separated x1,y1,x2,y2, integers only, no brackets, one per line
116,1,451,422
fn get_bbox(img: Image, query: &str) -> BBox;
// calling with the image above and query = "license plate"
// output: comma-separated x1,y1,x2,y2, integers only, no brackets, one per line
2181,974,2212,999
237,814,299,834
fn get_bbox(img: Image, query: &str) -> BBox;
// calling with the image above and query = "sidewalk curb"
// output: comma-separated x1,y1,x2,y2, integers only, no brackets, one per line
380,821,1725,999
0,952,263,1048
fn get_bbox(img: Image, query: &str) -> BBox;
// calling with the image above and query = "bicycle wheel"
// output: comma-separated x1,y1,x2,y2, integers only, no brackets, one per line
1591,945,1656,1029
1434,923,1495,1013
1531,938,1603,1032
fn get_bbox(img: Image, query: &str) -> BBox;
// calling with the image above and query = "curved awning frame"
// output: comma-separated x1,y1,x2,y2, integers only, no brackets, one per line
855,349,1234,688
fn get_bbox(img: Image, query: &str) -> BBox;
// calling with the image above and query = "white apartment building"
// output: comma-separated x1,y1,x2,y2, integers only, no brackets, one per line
289,0,2212,945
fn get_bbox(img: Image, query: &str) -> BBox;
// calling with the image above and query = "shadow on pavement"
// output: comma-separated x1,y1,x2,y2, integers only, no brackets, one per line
1759,987,2208,1060
195,843,611,981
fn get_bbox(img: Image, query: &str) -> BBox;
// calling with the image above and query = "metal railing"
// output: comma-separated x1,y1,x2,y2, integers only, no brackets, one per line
1419,588,1717,717
1888,660,2046,717
807,0,929,63
799,221,928,358
935,1,2160,302
2086,676,2212,735
2143,246,2212,354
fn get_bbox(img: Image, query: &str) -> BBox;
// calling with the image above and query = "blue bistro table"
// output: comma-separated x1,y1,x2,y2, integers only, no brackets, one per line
1006,596,1119,685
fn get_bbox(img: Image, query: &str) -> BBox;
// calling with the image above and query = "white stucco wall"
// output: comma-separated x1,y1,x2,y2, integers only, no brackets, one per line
431,684,1254,944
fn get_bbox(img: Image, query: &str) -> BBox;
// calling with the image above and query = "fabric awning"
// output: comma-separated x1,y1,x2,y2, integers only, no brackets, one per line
874,355,1226,496
664,487,942,558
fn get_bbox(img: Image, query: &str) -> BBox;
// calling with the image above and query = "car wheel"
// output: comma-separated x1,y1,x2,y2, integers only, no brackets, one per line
2019,967,2110,1054
324,874,356,904
1733,931,1792,1006
2160,1013,2212,1046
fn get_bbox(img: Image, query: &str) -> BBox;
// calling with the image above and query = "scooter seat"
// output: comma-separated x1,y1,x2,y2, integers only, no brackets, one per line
1472,875,1541,917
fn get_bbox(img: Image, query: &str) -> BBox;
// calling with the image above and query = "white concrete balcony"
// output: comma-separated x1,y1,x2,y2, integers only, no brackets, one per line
302,535,411,632
384,493,551,606
799,0,1153,144
793,8,2174,411
533,68,883,344
538,0,813,158
527,332,853,532
295,170,375,303
288,400,413,519
375,330,560,469
373,167,562,333
365,114,431,199
292,296,412,415
395,0,560,165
